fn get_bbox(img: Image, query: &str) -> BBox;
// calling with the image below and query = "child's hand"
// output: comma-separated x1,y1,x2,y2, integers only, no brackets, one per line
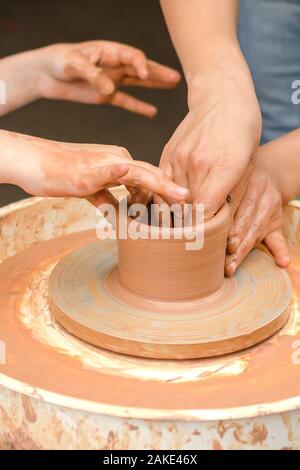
225,164,290,276
1,131,188,204
35,41,181,117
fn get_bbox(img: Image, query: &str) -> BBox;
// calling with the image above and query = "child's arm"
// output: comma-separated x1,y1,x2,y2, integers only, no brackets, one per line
225,129,300,276
0,40,181,117
0,130,188,202
258,128,300,204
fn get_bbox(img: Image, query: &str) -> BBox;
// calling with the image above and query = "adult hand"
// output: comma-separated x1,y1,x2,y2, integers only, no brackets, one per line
158,75,262,216
225,163,290,276
35,40,181,117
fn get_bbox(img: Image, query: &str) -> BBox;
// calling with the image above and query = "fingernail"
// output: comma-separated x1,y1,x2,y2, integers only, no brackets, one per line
147,107,157,118
168,70,181,81
228,261,237,275
281,255,290,266
139,68,149,79
175,187,189,198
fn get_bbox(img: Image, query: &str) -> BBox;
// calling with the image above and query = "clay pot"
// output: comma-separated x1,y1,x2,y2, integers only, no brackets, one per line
117,203,230,301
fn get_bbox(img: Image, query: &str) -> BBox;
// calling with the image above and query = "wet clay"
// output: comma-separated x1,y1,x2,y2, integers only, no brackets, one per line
48,202,291,359
117,203,230,300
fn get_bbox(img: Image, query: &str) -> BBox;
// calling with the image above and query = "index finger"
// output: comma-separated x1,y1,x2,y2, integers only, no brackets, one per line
116,162,189,203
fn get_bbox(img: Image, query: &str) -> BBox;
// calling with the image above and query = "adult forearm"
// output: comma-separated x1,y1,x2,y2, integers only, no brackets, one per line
0,49,42,116
160,0,253,100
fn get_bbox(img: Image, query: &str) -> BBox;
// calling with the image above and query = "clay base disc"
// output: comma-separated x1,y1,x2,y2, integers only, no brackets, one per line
48,240,291,359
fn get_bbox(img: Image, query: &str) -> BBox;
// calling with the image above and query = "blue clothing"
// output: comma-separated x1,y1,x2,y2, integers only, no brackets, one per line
238,0,300,143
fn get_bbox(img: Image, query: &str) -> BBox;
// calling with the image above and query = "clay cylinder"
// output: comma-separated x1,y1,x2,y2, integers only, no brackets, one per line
117,203,230,301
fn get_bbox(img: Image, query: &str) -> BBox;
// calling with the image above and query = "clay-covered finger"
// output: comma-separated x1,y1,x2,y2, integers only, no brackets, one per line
225,253,238,277
228,161,254,217
227,171,267,254
116,163,188,203
66,50,115,95
227,197,273,276
228,215,267,276
264,230,290,267
226,236,239,255
110,91,157,117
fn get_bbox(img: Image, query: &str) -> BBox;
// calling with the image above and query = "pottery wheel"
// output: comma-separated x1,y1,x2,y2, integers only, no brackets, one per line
48,240,291,359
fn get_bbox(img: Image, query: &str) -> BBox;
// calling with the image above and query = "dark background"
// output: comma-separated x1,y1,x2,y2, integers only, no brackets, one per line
0,0,188,206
